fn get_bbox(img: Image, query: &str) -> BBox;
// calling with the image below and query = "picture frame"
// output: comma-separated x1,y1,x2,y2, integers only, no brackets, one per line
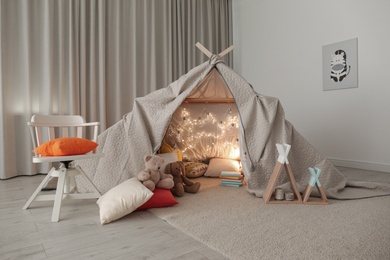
322,38,358,91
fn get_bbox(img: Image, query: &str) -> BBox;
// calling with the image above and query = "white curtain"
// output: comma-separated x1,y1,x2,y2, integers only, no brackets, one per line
0,0,232,179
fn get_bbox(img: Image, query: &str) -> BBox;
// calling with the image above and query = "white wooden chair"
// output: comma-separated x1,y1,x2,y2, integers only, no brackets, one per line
23,115,103,222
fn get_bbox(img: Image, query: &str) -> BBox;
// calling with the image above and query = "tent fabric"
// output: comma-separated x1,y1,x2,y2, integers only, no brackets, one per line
75,55,390,199
186,68,233,101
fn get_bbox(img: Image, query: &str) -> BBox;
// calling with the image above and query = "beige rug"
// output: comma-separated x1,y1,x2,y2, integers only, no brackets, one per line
149,173,390,260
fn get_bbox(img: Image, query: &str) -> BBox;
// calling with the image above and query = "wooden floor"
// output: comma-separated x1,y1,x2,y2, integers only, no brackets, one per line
0,175,228,260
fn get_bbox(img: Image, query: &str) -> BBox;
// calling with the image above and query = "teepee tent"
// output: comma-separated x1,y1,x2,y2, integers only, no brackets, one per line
76,44,390,199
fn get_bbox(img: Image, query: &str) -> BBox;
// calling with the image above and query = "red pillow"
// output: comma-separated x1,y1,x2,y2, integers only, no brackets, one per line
136,188,178,211
34,137,98,156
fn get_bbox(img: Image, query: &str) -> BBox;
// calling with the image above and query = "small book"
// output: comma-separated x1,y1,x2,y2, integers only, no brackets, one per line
221,179,243,184
219,176,243,180
220,182,243,187
220,171,242,177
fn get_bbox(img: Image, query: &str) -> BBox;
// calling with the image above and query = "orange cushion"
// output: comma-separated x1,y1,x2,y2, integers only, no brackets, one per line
136,188,178,211
34,137,98,156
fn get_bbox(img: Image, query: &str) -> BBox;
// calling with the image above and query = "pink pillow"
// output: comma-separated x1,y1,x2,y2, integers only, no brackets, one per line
136,188,178,211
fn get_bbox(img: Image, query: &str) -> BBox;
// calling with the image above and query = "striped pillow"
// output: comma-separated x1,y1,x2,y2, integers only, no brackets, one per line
184,162,208,178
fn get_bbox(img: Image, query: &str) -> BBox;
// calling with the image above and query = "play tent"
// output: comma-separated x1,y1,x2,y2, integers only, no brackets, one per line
76,44,390,199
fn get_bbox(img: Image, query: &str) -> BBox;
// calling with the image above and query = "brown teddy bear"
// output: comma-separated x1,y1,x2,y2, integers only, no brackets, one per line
137,155,174,191
165,161,200,197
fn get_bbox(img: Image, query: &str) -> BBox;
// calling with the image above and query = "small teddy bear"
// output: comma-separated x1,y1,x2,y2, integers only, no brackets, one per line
137,155,174,192
165,161,200,197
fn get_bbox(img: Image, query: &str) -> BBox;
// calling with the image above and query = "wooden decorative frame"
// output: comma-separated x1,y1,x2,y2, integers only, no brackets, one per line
263,144,302,204
302,167,329,205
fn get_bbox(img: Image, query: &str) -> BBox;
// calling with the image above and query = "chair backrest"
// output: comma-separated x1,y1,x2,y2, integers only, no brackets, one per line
28,115,100,157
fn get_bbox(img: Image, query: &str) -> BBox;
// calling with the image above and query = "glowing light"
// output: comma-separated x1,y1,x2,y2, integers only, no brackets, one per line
166,106,240,160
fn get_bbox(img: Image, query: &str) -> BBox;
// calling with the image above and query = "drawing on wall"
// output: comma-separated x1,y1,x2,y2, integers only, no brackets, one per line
322,38,358,91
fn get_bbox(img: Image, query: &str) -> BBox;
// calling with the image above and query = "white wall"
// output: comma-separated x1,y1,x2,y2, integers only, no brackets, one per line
233,0,390,172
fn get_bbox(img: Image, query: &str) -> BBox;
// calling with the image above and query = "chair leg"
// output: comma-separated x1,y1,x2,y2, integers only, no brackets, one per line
68,174,77,193
24,165,100,222
75,165,101,198
51,168,67,222
64,175,71,194
23,167,56,210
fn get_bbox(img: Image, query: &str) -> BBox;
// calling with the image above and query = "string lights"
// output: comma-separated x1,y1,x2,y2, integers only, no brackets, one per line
165,104,240,161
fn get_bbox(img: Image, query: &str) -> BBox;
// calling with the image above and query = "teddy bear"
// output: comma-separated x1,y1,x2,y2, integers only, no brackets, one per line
137,155,174,191
165,161,200,197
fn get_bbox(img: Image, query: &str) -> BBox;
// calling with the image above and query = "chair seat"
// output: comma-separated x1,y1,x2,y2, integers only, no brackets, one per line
32,152,104,163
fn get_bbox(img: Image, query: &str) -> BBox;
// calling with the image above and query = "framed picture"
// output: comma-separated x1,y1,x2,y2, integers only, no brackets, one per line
322,38,358,91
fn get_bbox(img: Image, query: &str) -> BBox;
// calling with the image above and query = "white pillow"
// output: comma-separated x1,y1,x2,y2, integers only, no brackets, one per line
158,152,179,173
96,178,153,224
204,158,240,177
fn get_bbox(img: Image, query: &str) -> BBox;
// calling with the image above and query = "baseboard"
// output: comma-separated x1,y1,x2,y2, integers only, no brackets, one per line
328,158,390,173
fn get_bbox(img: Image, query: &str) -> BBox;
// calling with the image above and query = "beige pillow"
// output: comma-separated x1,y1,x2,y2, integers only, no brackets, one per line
204,158,240,177
96,178,153,224
159,142,183,161
157,152,179,172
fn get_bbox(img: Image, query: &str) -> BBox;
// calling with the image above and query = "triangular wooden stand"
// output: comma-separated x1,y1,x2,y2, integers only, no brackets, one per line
263,144,302,204
302,167,329,205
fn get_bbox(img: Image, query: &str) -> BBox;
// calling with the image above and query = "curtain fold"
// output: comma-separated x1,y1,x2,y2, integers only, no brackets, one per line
0,0,232,179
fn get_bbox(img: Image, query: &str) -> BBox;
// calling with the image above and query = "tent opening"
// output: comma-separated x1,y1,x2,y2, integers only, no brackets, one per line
161,69,241,165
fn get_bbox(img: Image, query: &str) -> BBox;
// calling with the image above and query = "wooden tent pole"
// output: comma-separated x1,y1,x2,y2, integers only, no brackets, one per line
195,42,234,58
218,45,234,57
195,42,212,58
